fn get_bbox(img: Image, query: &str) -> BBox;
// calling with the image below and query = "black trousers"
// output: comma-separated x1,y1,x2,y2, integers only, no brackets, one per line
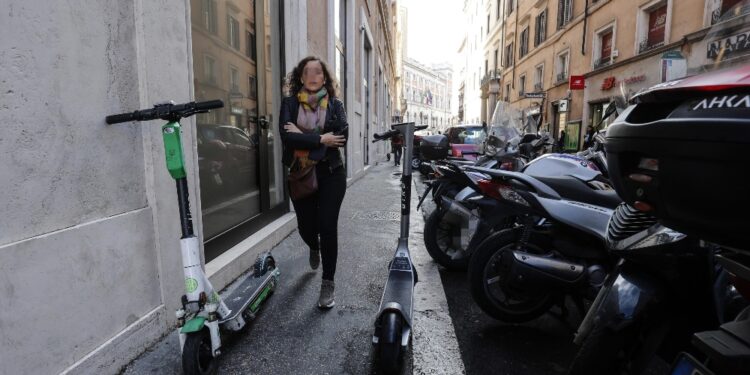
291,161,347,281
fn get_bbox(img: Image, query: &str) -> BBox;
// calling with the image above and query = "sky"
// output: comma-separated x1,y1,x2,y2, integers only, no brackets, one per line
403,0,465,66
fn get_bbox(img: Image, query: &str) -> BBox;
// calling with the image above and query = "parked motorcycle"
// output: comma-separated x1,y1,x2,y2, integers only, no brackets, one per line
420,102,548,270
568,59,750,375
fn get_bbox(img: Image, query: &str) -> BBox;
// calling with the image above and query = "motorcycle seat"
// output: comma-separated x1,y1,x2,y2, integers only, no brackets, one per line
533,175,621,209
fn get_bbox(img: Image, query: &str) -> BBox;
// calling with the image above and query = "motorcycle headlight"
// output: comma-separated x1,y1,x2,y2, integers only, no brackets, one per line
631,225,687,249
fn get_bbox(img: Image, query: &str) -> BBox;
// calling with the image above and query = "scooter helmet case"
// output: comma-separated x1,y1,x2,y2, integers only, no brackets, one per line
605,65,750,249
419,135,450,161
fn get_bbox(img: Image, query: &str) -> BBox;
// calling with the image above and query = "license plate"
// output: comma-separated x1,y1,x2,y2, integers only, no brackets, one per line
670,353,713,375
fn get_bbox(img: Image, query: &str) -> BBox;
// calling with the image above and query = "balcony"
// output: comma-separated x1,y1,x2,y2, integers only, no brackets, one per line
593,57,612,70
480,69,503,87
555,72,568,85
639,40,664,54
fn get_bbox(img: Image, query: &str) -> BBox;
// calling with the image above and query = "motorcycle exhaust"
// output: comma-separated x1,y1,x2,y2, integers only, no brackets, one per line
502,250,587,293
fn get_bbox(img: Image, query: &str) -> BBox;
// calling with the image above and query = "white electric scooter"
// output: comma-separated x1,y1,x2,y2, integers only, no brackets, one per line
106,100,279,375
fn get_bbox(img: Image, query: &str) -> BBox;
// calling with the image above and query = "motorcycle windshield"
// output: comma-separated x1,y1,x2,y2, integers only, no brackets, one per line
485,101,524,155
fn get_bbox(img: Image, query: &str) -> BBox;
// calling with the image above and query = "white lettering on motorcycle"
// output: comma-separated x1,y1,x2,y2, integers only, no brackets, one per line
693,94,750,110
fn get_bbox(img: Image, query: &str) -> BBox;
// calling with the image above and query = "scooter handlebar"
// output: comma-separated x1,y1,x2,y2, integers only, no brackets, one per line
106,100,224,124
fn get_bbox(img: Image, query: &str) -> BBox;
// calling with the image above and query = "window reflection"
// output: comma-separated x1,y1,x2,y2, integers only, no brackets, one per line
191,0,261,241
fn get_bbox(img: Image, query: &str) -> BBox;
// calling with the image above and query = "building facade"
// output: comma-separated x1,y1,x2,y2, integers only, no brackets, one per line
456,0,488,124
402,58,453,132
470,0,750,150
0,1,401,374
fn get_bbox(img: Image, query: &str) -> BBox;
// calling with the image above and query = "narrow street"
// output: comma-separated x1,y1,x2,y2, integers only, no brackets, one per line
124,161,462,375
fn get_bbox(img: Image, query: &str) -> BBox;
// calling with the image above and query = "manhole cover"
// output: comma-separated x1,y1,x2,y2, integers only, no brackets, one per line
352,211,401,221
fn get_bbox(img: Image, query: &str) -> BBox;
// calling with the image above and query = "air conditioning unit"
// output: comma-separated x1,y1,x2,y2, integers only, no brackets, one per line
612,50,619,58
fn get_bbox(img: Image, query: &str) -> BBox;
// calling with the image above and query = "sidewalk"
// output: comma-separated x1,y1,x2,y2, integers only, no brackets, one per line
123,161,463,375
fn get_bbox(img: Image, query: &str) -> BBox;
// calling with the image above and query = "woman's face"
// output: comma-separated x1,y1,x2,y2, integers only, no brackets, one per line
302,60,325,92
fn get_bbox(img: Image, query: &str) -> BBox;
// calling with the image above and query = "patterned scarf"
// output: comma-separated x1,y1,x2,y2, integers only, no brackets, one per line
292,88,329,170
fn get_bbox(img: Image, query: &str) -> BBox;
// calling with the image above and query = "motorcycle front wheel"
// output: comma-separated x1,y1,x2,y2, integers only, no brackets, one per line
468,228,554,323
424,208,470,271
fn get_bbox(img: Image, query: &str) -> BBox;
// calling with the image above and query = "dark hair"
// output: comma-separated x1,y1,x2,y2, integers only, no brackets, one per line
287,56,338,97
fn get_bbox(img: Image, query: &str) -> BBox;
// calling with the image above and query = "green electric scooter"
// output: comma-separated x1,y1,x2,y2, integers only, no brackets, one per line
106,100,279,375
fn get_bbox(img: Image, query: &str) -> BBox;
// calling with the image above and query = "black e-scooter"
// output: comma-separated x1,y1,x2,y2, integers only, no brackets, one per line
371,122,427,373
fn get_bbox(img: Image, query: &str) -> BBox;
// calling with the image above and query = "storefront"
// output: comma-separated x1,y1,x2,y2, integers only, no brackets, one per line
190,0,288,261
582,52,667,136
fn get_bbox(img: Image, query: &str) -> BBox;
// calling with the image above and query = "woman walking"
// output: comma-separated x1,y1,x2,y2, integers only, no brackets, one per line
279,56,348,309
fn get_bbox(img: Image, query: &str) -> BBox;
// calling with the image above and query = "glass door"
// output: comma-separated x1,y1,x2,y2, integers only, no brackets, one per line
191,0,286,261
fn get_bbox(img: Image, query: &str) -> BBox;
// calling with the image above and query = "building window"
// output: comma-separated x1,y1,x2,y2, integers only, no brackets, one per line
535,9,547,46
228,15,240,50
636,1,670,54
556,51,569,83
229,66,240,93
709,0,750,25
202,0,217,34
504,83,511,101
248,75,257,99
494,48,499,72
204,55,217,85
507,0,515,15
487,15,491,33
534,64,544,91
504,42,514,67
557,0,573,29
594,26,615,69
246,30,256,60
485,59,489,77
497,0,501,19
519,74,526,96
519,27,529,58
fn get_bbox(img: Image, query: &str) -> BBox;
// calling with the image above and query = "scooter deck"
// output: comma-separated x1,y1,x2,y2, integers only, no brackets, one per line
220,269,276,323
379,246,416,326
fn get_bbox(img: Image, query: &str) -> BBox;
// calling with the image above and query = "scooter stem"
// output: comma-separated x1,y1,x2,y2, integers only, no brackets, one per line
176,178,195,238
393,122,415,240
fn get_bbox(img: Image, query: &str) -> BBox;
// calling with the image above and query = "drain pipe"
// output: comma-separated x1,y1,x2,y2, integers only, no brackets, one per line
581,0,589,55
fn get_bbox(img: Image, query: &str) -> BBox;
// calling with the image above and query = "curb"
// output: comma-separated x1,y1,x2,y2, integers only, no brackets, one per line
409,179,466,375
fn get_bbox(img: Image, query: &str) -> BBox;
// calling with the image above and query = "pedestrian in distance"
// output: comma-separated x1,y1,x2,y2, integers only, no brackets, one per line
280,56,348,309
557,129,567,152
391,133,403,166
583,125,595,149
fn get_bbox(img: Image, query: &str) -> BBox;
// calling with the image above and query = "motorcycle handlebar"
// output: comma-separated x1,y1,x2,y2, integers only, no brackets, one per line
106,100,224,124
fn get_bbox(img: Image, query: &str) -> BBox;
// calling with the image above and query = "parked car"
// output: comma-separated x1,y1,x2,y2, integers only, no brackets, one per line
443,124,487,160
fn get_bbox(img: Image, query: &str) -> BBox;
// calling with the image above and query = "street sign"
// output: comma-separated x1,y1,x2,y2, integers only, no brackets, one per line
569,75,585,90
558,99,569,112
524,92,546,99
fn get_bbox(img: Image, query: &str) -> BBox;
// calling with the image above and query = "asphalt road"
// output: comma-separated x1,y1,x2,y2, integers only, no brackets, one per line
414,172,581,375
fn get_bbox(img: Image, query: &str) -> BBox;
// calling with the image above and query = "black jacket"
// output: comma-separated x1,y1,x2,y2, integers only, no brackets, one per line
279,95,349,169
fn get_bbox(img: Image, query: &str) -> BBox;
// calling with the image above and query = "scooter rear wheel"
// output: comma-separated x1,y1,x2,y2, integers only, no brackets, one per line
378,312,404,374
182,329,218,375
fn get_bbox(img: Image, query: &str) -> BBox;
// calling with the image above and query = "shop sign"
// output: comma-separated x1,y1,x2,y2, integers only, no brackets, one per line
661,50,686,82
569,75,585,90
601,76,617,91
601,74,647,91
558,99,569,112
524,92,546,99
707,30,750,59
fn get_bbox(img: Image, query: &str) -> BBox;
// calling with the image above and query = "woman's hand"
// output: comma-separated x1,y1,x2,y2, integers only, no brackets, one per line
284,122,302,134
320,132,346,148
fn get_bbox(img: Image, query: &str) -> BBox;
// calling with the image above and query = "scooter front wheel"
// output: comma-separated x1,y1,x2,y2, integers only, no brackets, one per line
182,329,218,375
377,312,404,374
